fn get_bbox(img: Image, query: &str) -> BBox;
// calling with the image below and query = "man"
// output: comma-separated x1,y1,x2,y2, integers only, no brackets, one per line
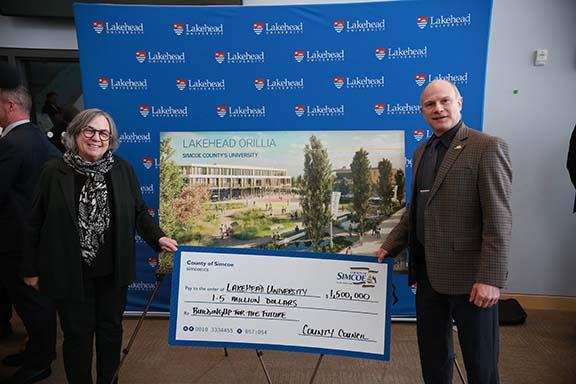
567,124,576,213
0,63,60,384
377,80,512,384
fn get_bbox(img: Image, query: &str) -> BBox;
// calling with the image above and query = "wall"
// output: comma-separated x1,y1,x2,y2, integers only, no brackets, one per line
0,14,77,50
484,0,576,296
1,0,575,296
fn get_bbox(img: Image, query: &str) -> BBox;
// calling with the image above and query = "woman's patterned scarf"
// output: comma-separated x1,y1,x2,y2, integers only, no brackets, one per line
63,151,114,265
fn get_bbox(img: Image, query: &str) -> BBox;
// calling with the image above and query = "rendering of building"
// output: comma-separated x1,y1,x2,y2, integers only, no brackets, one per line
180,163,291,199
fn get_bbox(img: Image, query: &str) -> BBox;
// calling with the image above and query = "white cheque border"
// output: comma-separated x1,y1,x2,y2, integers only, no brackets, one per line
169,246,392,361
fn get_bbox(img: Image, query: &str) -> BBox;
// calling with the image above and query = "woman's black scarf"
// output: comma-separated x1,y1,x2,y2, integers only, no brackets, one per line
63,151,114,265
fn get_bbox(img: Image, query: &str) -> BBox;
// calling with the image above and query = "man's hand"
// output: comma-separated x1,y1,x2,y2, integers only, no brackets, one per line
376,248,389,263
469,283,500,308
23,277,39,291
159,237,178,252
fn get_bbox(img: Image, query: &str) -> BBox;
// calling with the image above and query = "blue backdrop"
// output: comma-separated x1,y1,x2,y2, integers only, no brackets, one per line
74,0,492,316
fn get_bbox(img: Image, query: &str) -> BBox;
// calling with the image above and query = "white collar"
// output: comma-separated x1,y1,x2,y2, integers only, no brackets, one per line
1,119,30,138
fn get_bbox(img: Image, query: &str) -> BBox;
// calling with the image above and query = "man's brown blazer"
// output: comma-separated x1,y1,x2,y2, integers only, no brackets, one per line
382,124,512,294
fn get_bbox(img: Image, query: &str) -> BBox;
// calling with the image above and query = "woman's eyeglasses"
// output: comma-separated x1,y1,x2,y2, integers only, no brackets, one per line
81,127,111,141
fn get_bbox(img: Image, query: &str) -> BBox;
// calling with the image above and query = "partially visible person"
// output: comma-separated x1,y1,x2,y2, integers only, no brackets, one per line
48,103,79,152
0,283,13,338
568,124,576,213
25,108,178,384
41,92,61,125
0,63,59,384
377,80,512,384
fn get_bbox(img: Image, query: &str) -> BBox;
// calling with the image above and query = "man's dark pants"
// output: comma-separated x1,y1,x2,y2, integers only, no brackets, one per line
414,245,500,384
0,254,56,370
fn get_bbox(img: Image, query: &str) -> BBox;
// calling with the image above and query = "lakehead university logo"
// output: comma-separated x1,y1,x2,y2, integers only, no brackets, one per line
214,51,265,64
216,105,266,118
375,48,386,60
172,22,224,36
416,13,472,29
252,21,303,35
415,74,426,87
379,46,428,60
98,78,109,90
414,129,425,141
293,49,345,63
135,50,186,64
294,104,345,118
142,157,153,169
141,158,159,170
139,105,188,118
333,75,385,89
176,78,226,92
333,18,385,33
92,20,144,34
254,77,304,91
98,77,147,91
147,256,158,268
374,103,385,116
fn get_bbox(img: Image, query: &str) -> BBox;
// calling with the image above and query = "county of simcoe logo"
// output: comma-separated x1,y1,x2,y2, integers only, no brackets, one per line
142,157,153,169
147,256,158,268
93,21,104,34
216,105,228,118
333,76,345,89
173,23,184,35
253,22,264,35
98,78,109,90
294,50,305,62
415,74,427,86
176,79,187,91
374,103,385,116
294,105,305,117
414,129,425,141
135,51,147,63
139,105,151,117
375,47,386,60
333,20,344,33
416,16,429,29
214,51,225,64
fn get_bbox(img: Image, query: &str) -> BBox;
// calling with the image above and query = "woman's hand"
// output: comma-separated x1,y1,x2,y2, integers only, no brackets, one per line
158,237,178,252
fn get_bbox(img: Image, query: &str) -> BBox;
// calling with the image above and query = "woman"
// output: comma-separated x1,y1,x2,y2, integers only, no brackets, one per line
25,108,177,384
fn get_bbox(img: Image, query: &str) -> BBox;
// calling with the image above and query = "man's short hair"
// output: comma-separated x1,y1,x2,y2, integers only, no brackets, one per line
0,86,32,113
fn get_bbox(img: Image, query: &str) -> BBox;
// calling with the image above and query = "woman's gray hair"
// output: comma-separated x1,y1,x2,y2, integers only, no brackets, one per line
64,108,120,153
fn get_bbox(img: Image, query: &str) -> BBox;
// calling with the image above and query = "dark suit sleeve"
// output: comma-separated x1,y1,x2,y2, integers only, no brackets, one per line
126,162,165,251
477,137,512,288
0,139,20,205
21,164,52,277
381,208,410,256
568,125,576,188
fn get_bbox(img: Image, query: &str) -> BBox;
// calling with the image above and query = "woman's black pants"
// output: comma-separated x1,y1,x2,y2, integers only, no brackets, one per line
57,274,127,384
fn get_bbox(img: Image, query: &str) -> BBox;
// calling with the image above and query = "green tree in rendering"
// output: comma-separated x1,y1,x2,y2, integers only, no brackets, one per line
351,149,371,236
395,168,405,205
377,158,394,215
159,136,184,239
300,135,333,251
